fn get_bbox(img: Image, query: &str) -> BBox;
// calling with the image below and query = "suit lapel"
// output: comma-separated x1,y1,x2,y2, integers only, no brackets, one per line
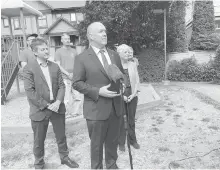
32,59,49,88
88,47,110,80
107,48,116,65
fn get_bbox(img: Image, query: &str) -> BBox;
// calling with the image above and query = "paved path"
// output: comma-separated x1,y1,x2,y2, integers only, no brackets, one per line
169,82,220,103
1,83,162,133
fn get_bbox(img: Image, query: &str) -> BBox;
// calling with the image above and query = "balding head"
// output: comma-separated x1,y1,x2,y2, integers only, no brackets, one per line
87,22,103,36
87,22,107,49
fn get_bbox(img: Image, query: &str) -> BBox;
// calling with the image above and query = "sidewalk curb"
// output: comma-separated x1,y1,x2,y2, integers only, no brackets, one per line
1,100,162,134
2,83,162,134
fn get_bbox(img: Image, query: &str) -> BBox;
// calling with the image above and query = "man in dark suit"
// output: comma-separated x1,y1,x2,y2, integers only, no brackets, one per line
23,38,79,169
72,22,124,169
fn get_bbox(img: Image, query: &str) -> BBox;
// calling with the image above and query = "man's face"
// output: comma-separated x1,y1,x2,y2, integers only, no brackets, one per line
34,43,49,60
61,35,70,46
90,23,107,48
27,36,36,46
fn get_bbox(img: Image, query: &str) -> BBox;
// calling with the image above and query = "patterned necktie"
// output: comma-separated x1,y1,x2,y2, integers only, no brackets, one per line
99,50,109,72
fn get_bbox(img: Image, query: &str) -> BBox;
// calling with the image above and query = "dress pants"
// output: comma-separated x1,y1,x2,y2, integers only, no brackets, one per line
31,112,69,169
119,94,138,146
86,105,121,169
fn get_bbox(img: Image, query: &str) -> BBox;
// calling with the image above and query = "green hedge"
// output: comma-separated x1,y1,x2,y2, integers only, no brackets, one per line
189,1,216,50
137,48,165,82
167,57,216,82
167,1,187,52
213,45,220,84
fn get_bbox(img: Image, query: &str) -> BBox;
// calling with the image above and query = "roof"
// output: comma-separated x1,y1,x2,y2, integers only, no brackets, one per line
1,0,43,17
39,0,54,10
43,17,78,35
40,0,86,10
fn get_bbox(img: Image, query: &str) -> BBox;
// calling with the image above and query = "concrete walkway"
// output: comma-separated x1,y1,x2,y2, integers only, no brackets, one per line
3,81,219,134
1,83,162,134
169,82,220,103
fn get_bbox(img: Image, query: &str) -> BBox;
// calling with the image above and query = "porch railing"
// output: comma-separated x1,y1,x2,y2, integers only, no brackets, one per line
1,40,20,104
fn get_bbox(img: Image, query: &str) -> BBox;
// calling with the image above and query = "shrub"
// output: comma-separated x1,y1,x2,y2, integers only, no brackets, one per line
137,48,165,82
212,45,220,84
190,33,220,50
189,0,216,50
167,57,216,82
167,1,187,52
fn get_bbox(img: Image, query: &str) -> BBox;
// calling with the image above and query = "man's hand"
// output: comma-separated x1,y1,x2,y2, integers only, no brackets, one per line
99,84,121,98
48,100,61,113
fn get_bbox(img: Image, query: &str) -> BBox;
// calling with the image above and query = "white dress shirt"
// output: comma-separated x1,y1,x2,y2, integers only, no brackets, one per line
37,59,54,100
91,46,112,66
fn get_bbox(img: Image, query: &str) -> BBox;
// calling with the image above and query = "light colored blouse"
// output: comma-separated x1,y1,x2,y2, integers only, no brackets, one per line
124,58,140,96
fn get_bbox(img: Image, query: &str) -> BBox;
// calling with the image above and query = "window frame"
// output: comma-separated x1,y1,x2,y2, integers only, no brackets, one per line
70,13,77,22
38,15,48,28
13,17,27,30
13,18,21,30
216,23,220,29
3,18,9,28
55,13,62,19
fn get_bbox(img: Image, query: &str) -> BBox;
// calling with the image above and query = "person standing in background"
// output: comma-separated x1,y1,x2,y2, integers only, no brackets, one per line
54,33,80,116
19,33,38,68
117,44,140,152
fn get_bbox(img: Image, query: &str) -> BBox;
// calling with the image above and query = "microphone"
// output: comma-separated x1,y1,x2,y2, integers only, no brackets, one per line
106,64,124,82
106,64,125,94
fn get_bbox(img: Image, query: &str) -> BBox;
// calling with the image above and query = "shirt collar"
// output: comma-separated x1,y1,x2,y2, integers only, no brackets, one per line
91,45,107,55
36,58,48,67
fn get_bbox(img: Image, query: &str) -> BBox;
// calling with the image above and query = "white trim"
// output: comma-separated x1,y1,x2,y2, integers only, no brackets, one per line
1,0,43,17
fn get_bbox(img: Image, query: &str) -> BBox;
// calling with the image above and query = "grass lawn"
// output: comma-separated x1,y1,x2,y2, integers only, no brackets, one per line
1,84,220,169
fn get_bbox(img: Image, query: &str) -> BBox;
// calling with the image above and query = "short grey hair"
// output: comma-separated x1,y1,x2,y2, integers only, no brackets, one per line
117,44,130,54
128,46,133,52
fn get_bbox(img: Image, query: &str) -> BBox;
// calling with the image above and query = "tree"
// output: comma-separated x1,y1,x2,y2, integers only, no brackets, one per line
78,1,139,49
167,1,187,52
77,1,167,52
189,0,216,50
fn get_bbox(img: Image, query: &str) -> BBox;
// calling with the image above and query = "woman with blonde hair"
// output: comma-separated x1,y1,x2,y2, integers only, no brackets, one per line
117,44,140,151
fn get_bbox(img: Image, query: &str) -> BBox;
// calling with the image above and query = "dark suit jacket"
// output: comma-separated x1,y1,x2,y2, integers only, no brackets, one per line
72,47,124,120
23,59,66,121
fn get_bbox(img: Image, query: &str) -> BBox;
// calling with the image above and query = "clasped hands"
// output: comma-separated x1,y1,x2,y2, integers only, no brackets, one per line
47,100,61,113
123,94,135,103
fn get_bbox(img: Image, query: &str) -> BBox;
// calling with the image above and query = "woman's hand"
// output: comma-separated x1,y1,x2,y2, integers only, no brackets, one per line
123,96,128,102
127,94,135,102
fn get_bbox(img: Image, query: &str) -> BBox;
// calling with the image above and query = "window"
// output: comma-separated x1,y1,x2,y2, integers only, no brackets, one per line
13,18,27,30
56,14,62,18
70,13,76,22
13,18,20,29
3,19,9,27
38,16,47,28
216,22,220,29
